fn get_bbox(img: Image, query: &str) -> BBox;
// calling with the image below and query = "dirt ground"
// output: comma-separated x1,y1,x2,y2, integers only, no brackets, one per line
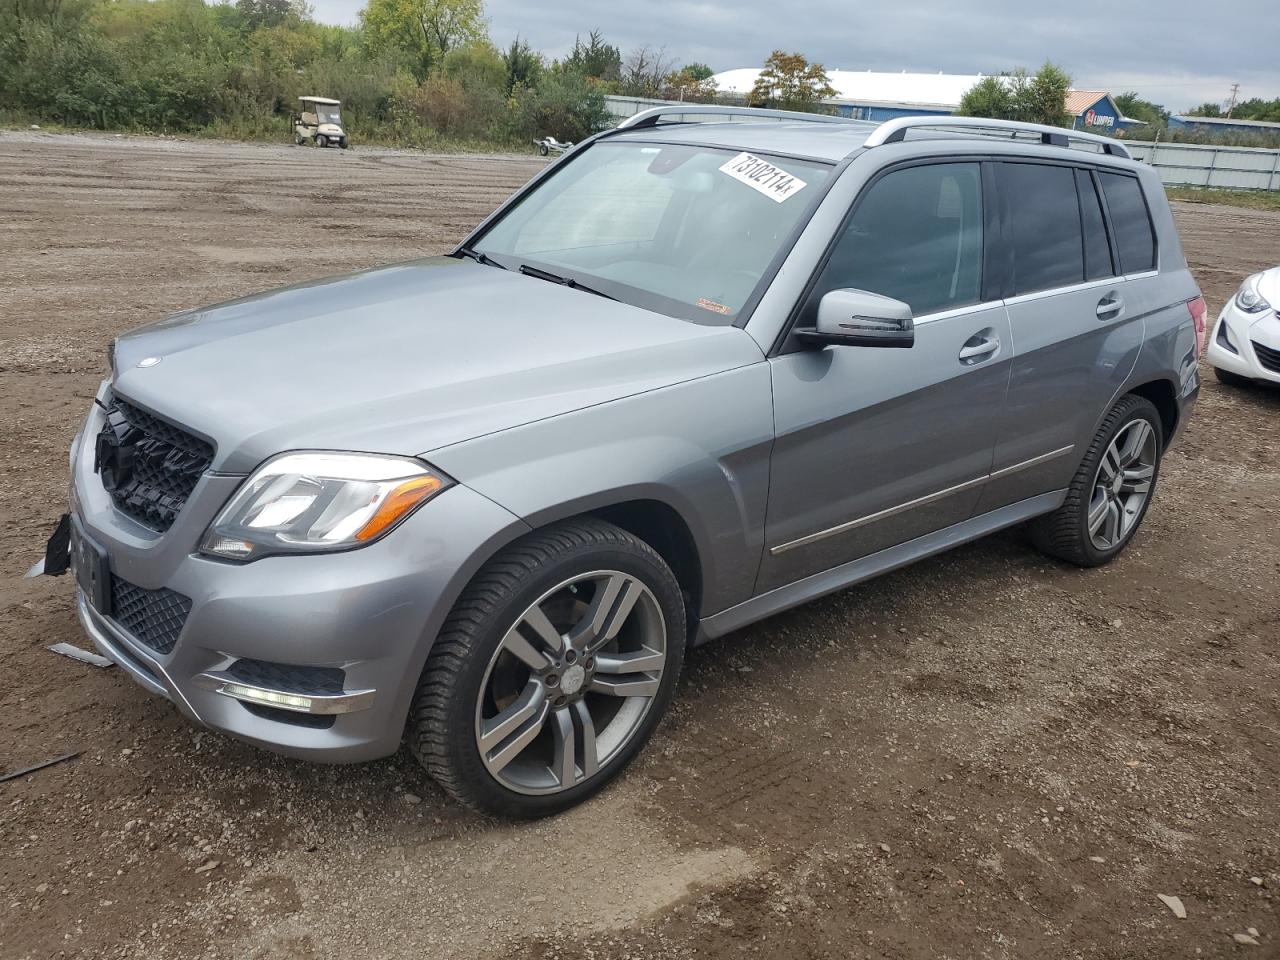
1,130,1278,960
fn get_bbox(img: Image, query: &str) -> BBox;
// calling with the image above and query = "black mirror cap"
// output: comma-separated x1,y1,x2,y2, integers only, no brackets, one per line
794,324,915,349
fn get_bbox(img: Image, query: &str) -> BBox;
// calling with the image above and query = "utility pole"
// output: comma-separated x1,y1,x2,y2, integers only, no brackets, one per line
1225,83,1240,118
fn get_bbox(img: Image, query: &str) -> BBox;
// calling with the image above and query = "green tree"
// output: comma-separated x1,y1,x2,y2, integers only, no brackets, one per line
1021,62,1071,126
1,21,126,127
235,0,294,31
957,63,1072,127
747,51,836,112
681,62,713,82
562,30,620,83
956,75,1013,118
662,65,718,103
511,66,609,141
360,0,486,80
502,36,541,95
1231,97,1280,122
1188,102,1222,117
1113,91,1168,133
440,38,503,87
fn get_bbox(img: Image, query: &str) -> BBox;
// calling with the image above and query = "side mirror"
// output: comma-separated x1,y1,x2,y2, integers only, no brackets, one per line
796,288,915,349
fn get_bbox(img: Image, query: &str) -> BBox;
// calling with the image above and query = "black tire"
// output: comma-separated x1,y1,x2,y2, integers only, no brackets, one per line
315,134,327,148
1029,394,1163,568
338,138,348,150
408,518,686,818
1214,366,1254,388
538,143,549,156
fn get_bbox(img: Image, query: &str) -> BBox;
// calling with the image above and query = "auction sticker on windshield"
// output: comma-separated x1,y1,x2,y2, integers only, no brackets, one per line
718,152,808,203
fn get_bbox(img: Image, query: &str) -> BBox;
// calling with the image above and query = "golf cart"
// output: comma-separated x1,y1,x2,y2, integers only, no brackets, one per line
293,97,347,149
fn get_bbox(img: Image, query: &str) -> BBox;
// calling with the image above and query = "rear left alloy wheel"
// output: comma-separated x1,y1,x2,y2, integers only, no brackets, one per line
1030,394,1163,567
408,519,685,818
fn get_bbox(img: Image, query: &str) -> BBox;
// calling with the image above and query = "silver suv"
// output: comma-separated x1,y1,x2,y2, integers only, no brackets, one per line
36,108,1205,818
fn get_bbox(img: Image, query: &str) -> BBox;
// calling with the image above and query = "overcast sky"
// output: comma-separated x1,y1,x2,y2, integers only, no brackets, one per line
309,0,1279,112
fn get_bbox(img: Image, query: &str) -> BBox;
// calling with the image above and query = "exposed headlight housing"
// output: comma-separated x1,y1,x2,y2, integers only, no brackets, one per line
200,452,450,561
1235,274,1271,314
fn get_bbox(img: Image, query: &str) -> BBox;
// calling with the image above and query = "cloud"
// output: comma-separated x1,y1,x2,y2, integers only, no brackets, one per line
308,0,1280,112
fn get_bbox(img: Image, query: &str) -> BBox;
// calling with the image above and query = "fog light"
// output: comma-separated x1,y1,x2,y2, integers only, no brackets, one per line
1216,318,1238,354
222,683,313,713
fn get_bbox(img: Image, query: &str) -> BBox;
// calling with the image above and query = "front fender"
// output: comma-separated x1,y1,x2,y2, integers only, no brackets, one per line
425,363,775,617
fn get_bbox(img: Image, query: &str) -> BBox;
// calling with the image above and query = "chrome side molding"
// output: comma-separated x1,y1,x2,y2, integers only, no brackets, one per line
770,445,1075,556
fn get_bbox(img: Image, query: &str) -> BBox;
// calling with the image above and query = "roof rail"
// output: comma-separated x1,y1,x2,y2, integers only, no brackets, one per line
616,104,862,130
863,116,1132,159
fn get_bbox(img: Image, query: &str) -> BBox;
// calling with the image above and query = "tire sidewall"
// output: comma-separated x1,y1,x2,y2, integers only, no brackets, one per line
440,540,685,818
1075,398,1164,565
1214,366,1253,388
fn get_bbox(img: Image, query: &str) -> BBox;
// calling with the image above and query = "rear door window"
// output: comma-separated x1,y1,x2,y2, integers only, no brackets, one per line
1098,172,1156,274
1076,169,1115,281
1000,162,1084,295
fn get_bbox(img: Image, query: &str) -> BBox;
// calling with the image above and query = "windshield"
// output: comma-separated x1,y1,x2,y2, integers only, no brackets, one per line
316,106,341,125
473,141,831,324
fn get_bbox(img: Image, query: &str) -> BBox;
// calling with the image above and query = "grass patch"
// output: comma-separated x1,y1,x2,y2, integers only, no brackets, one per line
1166,187,1280,211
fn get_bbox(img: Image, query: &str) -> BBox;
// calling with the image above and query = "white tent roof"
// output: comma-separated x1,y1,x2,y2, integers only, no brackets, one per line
709,69,993,109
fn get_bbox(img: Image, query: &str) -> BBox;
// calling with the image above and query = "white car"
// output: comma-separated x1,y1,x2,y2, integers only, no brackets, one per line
1207,267,1280,387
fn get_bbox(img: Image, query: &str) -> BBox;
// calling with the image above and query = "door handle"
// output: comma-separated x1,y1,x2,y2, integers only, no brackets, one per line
959,333,1000,364
1097,294,1125,320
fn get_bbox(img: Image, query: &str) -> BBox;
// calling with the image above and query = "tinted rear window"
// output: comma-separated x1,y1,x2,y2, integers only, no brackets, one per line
1002,163,1084,295
1098,172,1156,273
1076,169,1114,281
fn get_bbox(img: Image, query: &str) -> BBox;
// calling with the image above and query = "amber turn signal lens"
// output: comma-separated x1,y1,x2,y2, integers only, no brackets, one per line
354,475,444,542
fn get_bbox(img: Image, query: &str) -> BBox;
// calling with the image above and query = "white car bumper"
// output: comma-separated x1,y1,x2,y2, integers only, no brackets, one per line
1205,299,1280,384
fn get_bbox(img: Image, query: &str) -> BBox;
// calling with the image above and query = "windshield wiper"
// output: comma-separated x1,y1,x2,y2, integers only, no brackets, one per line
456,246,507,270
518,263,617,301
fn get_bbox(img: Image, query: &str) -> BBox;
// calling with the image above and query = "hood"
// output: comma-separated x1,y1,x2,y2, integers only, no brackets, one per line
111,257,763,474
317,123,344,135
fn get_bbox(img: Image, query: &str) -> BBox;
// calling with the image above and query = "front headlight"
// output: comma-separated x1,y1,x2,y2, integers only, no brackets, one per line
200,452,451,561
1235,274,1271,314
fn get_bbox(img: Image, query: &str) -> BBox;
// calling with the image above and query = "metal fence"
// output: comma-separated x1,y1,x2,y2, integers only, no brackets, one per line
604,95,815,126
604,95,677,121
1123,140,1280,191
602,97,1280,192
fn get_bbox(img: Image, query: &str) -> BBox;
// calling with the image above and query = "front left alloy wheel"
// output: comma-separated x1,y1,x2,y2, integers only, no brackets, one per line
408,519,685,818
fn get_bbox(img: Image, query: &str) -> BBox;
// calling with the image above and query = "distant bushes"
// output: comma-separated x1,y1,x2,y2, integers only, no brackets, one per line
0,0,611,148
1160,127,1280,149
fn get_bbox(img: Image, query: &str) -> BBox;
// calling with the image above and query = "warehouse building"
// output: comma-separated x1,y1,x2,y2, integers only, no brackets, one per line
1167,115,1280,138
708,69,1147,131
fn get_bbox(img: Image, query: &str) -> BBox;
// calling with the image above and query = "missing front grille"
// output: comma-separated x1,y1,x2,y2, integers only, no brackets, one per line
97,395,214,532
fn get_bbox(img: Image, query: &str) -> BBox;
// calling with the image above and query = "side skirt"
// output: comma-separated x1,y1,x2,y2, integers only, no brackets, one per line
694,489,1066,644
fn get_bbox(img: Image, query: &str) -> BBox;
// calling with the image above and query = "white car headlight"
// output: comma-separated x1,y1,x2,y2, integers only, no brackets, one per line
1235,274,1271,314
201,452,450,561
